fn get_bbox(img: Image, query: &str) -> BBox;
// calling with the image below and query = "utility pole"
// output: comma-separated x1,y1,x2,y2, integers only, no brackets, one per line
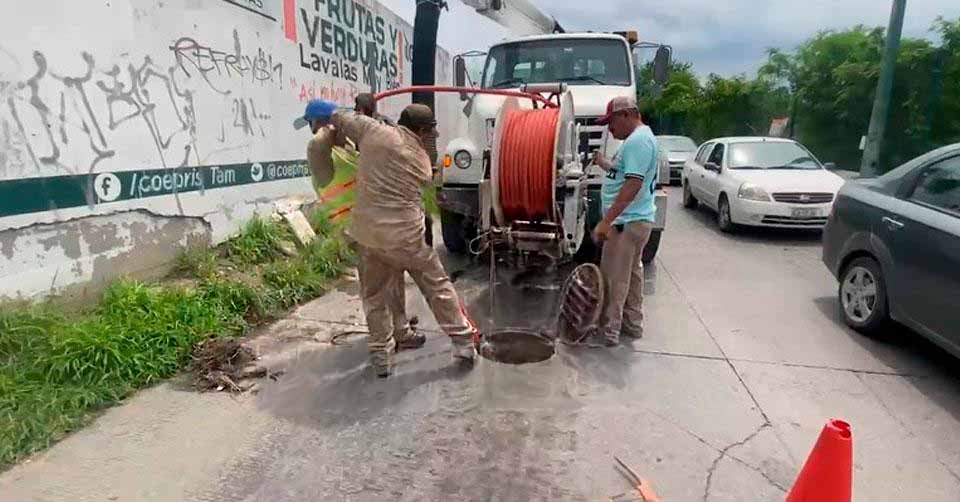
861,0,907,177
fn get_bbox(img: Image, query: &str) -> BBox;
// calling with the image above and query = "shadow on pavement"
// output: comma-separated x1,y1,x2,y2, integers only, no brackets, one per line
256,337,475,429
812,295,960,425
683,204,824,248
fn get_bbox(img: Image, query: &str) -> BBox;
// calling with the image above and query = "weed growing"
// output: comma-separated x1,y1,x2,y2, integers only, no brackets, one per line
226,216,294,265
0,212,350,469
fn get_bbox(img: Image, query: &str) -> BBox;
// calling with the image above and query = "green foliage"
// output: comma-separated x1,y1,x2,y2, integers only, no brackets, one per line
226,217,293,265
174,246,219,279
644,17,960,172
0,212,355,469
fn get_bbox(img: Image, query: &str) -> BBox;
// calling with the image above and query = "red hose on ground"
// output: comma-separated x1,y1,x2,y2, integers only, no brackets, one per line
499,108,559,223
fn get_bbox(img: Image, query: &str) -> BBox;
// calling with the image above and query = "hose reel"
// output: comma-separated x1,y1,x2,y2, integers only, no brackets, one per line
491,91,578,228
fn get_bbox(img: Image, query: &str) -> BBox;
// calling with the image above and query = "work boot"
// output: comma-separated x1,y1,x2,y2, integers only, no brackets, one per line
451,338,477,364
603,331,620,347
395,326,426,351
622,327,643,340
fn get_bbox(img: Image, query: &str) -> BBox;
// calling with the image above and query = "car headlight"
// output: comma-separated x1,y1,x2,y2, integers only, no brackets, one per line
737,183,771,202
454,150,472,169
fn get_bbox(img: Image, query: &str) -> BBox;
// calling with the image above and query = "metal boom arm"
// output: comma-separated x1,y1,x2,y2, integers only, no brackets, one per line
459,0,562,36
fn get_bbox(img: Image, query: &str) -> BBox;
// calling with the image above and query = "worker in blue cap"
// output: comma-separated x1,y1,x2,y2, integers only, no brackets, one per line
296,98,479,377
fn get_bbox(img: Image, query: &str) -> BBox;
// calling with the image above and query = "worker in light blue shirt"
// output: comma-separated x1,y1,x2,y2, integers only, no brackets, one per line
592,96,658,346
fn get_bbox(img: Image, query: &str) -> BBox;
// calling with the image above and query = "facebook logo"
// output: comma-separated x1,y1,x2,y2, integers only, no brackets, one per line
93,173,122,202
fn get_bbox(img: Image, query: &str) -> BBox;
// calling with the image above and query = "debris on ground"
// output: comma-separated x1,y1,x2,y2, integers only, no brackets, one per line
191,338,283,393
281,209,318,247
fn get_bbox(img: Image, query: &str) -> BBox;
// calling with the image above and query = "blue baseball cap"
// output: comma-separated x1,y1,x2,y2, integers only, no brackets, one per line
293,99,338,130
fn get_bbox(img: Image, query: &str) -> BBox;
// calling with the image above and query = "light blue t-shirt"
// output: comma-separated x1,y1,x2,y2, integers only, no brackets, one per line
601,125,659,224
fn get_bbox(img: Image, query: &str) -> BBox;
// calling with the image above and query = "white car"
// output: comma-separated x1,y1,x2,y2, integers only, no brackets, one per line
657,135,698,186
682,137,845,232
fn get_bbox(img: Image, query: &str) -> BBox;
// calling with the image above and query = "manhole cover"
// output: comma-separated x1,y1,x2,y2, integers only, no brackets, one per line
479,329,556,364
557,263,605,343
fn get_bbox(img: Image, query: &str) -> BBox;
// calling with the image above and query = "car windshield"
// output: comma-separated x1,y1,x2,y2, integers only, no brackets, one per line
659,137,698,152
482,39,631,89
728,142,822,170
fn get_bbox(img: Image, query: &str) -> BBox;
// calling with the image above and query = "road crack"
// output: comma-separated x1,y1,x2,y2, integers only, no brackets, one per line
702,423,774,501
855,373,960,486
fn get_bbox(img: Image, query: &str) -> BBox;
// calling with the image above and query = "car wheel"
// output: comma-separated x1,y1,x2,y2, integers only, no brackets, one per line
839,257,889,334
717,195,735,233
682,181,698,209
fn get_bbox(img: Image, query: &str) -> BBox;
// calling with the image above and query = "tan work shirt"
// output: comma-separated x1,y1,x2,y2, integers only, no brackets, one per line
319,112,431,250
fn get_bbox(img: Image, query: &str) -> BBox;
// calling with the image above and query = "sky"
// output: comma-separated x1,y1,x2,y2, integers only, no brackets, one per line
380,0,960,77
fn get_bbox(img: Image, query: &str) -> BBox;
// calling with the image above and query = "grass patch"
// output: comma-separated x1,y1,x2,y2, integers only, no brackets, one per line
226,216,294,265
0,211,351,469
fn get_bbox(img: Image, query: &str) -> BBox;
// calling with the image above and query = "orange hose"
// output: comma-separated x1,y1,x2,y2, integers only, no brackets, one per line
499,107,559,223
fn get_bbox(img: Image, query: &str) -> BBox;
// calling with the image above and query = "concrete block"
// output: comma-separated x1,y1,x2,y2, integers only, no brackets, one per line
282,211,317,248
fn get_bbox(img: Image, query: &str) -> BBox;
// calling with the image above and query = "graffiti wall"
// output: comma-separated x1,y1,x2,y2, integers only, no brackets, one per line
0,0,453,299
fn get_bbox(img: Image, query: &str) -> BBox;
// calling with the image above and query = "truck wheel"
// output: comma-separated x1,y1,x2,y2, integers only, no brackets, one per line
440,209,474,254
642,229,662,264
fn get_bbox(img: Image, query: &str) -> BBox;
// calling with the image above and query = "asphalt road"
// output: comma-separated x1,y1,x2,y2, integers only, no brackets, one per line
4,186,960,501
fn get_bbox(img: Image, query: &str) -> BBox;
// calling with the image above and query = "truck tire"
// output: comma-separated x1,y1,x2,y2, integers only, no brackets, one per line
642,229,662,264
440,209,474,254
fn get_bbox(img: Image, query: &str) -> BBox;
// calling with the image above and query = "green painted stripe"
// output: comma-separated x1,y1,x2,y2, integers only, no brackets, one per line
0,160,310,218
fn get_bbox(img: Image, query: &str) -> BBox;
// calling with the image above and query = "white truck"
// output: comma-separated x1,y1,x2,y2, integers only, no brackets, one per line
437,32,669,263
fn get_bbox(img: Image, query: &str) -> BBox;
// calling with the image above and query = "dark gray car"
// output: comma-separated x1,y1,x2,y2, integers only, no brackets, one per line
822,144,960,357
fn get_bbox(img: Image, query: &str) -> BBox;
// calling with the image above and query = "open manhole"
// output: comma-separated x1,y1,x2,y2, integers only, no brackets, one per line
479,329,556,365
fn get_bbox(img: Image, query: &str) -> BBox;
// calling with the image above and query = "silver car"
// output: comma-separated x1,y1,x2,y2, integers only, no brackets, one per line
657,135,698,186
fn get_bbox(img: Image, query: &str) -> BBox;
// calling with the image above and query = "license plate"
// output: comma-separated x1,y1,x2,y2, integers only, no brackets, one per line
792,207,821,218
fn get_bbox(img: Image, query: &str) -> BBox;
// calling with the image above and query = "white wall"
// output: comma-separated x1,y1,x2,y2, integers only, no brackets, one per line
0,0,452,299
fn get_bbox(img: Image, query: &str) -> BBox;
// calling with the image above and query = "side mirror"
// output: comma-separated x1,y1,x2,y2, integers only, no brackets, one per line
705,162,720,173
653,46,672,86
454,56,468,101
823,162,837,170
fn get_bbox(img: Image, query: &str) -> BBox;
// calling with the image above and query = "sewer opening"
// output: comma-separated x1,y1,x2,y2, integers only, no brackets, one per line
479,329,556,365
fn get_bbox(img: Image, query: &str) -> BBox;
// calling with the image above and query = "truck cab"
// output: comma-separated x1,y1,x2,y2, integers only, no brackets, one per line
439,32,667,262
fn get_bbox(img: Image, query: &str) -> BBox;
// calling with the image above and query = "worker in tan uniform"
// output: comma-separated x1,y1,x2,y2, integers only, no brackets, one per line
356,92,435,247
297,98,479,377
592,96,659,346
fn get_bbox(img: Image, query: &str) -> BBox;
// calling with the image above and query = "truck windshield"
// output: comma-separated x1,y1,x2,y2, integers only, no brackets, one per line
482,38,631,89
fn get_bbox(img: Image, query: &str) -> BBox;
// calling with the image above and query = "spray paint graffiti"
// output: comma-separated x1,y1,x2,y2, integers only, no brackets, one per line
169,29,284,95
0,49,199,181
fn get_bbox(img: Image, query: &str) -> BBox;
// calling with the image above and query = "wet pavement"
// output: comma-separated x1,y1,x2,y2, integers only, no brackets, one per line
4,187,960,501
238,187,960,501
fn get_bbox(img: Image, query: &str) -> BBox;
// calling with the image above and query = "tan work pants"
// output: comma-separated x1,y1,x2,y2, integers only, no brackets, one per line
599,221,654,340
357,241,476,364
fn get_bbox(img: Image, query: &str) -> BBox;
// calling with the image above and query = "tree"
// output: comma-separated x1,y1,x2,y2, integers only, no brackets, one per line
633,16,960,169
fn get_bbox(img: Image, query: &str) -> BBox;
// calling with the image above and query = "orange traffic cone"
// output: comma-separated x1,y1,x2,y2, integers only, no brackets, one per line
787,419,853,502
